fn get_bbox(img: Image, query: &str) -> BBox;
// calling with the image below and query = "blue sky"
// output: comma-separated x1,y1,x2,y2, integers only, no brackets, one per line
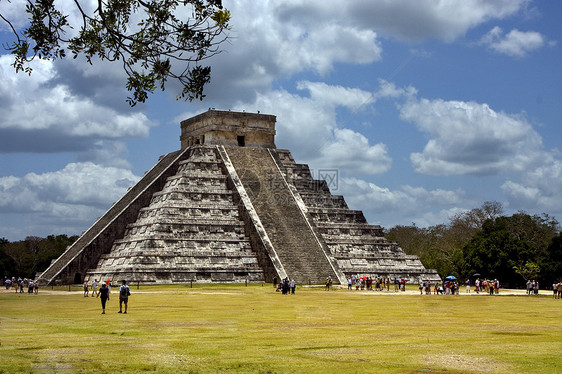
0,0,561,241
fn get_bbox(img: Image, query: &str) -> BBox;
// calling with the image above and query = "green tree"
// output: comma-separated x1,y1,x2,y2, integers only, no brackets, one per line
543,232,562,284
1,0,230,106
513,261,541,282
1,234,78,278
0,237,17,278
462,213,560,287
386,224,462,278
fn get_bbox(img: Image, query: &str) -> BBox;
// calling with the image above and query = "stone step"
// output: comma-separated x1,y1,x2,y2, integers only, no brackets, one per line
225,146,339,284
84,145,265,284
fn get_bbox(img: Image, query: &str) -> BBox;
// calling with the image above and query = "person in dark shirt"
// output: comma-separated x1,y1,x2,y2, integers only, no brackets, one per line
99,283,110,314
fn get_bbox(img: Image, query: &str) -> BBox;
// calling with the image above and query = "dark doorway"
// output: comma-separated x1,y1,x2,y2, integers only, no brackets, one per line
74,272,82,284
237,135,245,147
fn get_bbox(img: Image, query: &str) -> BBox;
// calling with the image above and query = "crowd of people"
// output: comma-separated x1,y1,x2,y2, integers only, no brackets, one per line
526,280,540,295
3,276,39,294
274,277,296,294
346,275,398,291
339,275,508,296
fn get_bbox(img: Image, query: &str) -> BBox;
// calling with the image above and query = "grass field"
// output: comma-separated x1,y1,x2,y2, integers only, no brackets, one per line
0,284,561,373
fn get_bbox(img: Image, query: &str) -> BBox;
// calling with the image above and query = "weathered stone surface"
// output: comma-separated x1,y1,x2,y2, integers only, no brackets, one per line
41,109,440,285
274,149,440,283
86,146,264,283
181,109,276,149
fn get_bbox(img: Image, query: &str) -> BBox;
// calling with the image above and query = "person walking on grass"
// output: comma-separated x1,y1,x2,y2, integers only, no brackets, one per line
118,280,130,314
91,279,98,297
99,283,109,314
83,281,89,297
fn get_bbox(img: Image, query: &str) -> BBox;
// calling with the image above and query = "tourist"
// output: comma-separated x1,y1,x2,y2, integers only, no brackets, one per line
475,279,480,294
466,279,470,293
557,282,562,299
34,280,39,294
28,280,34,294
553,283,557,299
281,278,290,294
83,281,89,297
347,277,352,290
419,281,423,295
92,279,98,297
99,283,110,314
290,279,296,294
118,280,130,314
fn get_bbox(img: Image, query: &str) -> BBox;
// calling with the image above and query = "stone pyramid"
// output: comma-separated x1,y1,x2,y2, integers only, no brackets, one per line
39,110,439,285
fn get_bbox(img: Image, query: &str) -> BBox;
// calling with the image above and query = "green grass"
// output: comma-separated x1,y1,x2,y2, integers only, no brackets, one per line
1,285,560,373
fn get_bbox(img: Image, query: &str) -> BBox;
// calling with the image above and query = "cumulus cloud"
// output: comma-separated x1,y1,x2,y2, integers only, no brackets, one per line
480,26,546,57
339,177,467,228
198,0,383,105
502,155,562,212
226,81,391,176
302,0,529,41
400,97,543,176
200,0,529,104
0,55,154,154
395,85,562,220
296,81,374,111
0,162,139,238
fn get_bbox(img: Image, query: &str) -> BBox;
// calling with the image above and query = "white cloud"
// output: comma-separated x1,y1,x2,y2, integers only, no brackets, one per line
204,0,529,104
480,26,546,57
0,162,138,209
0,162,139,238
0,55,154,153
374,79,417,100
502,155,562,212
296,81,374,111
335,0,528,42
400,97,543,176
233,82,391,176
339,177,466,228
0,0,30,30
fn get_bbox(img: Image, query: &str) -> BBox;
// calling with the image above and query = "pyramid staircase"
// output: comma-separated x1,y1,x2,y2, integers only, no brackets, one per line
223,146,343,284
274,149,441,282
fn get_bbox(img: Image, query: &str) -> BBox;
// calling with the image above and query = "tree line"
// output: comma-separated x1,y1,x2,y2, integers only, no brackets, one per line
0,235,78,279
386,202,562,288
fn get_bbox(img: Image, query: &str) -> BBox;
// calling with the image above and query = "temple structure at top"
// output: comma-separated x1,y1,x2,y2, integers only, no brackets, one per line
39,109,440,285
180,110,276,148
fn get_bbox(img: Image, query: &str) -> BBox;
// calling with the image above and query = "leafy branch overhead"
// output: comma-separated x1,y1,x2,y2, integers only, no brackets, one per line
1,0,231,106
